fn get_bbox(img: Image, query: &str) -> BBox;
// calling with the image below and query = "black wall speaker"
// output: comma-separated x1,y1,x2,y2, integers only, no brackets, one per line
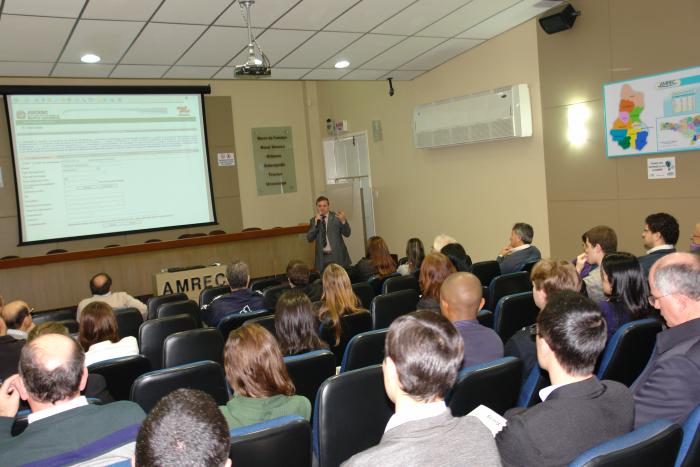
539,3,580,34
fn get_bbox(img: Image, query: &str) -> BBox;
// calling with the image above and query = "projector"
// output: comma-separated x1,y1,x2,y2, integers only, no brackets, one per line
234,63,271,78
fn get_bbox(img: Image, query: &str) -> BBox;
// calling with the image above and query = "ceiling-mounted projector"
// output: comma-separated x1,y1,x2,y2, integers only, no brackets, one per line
234,0,271,78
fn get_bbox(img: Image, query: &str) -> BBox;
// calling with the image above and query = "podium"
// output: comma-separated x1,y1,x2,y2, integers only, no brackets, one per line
154,265,228,302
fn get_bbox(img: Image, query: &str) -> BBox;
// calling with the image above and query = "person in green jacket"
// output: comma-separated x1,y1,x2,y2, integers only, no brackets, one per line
220,323,311,429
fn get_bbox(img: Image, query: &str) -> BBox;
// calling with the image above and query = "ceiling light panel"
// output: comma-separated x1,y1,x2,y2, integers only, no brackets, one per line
121,23,207,65
373,0,471,36
325,0,416,33
0,15,74,62
0,61,53,77
458,0,556,39
2,0,86,18
227,28,314,67
303,68,349,80
341,69,388,80
151,0,234,25
399,38,482,70
321,33,404,69
164,66,222,79
362,36,443,70
177,26,251,66
379,69,425,81
215,0,299,28
53,63,115,78
110,64,171,78
274,0,359,30
60,20,144,64
275,31,361,68
82,0,162,21
418,0,519,38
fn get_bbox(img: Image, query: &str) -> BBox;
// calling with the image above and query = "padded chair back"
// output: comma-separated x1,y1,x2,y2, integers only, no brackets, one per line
521,260,539,274
596,318,662,386
217,309,274,340
251,276,281,292
517,363,551,408
88,355,151,401
370,289,419,330
229,415,311,467
247,314,276,336
382,275,420,294
163,328,224,368
340,328,388,373
130,360,229,413
677,404,700,467
114,307,143,339
446,356,522,416
199,285,229,307
367,272,399,295
314,365,394,467
488,271,531,310
284,350,336,412
309,271,321,283
157,299,202,327
351,282,375,310
147,293,187,320
477,309,494,328
493,292,539,342
320,311,373,363
569,419,682,467
470,261,501,290
56,319,79,334
138,315,198,370
263,283,291,307
32,308,76,324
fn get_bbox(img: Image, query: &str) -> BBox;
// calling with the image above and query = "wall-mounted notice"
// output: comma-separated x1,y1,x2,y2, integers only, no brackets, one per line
252,126,297,196
604,65,700,158
217,152,235,166
647,156,676,179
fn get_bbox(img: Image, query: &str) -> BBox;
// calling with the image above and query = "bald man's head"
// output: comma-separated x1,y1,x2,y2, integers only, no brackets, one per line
19,333,85,404
440,272,483,321
1,300,32,331
90,273,112,295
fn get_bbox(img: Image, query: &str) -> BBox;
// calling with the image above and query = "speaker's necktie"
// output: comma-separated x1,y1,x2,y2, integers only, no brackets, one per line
320,215,328,248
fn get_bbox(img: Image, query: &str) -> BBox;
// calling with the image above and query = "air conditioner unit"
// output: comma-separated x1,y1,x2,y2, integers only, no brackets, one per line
413,84,532,149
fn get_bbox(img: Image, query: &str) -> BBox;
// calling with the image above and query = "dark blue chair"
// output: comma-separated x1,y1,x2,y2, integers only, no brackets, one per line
370,289,419,330
147,293,188,320
229,415,311,467
470,261,501,290
382,275,420,294
217,308,273,340
319,311,372,364
163,328,224,368
516,363,550,408
340,328,388,373
569,419,682,467
676,404,700,467
493,292,539,342
596,318,662,386
367,272,399,296
114,307,143,339
351,282,375,310
284,350,336,415
477,309,494,328
88,355,152,401
199,285,229,307
487,271,531,311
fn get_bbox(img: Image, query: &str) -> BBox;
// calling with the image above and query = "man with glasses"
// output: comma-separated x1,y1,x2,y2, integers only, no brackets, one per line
631,252,700,427
0,301,35,341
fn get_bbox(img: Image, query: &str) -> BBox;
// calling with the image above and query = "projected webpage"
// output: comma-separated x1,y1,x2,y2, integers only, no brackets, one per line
8,94,215,244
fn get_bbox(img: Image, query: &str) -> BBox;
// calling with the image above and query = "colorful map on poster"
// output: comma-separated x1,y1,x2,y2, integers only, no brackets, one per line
603,66,700,157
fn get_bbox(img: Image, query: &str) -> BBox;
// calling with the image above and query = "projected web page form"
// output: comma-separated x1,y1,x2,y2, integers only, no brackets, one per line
8,94,215,244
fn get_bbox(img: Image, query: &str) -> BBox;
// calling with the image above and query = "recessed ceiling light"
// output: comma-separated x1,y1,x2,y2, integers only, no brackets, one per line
81,54,101,64
334,60,350,69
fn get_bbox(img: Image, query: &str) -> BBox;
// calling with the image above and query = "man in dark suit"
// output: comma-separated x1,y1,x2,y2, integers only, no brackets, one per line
204,260,265,326
307,196,351,271
496,291,634,467
496,222,541,274
0,334,145,466
632,252,700,427
638,212,678,276
0,317,23,382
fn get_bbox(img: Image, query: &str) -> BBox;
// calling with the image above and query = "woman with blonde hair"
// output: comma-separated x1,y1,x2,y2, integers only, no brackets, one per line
417,252,456,311
220,323,311,429
352,236,397,283
78,301,139,367
317,264,364,346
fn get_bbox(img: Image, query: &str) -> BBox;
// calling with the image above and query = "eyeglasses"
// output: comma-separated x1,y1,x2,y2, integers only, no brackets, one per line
648,293,675,307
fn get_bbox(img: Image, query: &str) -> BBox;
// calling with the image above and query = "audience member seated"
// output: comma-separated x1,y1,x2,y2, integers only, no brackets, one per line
351,236,397,283
397,237,425,276
440,243,472,272
79,302,139,367
275,289,329,356
342,311,501,467
496,222,541,274
27,322,69,342
417,252,456,312
638,212,679,276
77,272,147,321
690,222,700,255
316,264,365,348
0,316,23,382
0,334,145,466
575,225,618,303
504,259,581,380
496,292,634,466
135,388,231,467
205,260,265,327
632,252,700,427
264,260,322,310
432,234,456,253
599,252,652,339
220,323,311,429
1,300,35,341
440,272,503,368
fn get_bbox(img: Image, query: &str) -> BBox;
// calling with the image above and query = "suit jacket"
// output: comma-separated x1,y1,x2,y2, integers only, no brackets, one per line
496,377,634,467
0,400,145,466
497,245,541,274
307,211,351,271
0,335,24,382
631,316,700,427
638,247,676,277
342,411,501,467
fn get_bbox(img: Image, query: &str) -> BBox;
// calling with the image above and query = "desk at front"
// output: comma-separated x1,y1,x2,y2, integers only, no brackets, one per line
0,226,312,311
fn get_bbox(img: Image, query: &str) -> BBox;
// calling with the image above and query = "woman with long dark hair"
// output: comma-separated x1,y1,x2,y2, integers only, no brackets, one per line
397,238,425,276
599,252,652,338
352,236,397,282
275,289,328,356
79,301,139,367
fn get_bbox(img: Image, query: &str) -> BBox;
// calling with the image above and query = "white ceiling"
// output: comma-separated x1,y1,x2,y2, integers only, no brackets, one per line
0,0,563,81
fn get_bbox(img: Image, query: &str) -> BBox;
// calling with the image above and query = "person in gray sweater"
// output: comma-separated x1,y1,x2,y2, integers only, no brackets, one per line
342,311,501,467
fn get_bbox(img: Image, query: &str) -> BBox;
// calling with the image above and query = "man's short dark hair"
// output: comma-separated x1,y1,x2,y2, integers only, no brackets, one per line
226,260,249,289
89,273,112,295
135,388,230,467
386,310,464,401
286,260,310,287
19,335,85,404
315,196,329,205
513,223,534,244
537,291,607,376
582,225,618,254
645,212,680,245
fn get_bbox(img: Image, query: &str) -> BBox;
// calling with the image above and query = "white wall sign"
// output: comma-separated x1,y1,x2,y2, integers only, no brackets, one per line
647,156,676,179
217,152,235,166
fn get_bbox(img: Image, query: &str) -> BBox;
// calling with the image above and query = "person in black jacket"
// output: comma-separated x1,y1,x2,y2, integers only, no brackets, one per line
204,260,264,327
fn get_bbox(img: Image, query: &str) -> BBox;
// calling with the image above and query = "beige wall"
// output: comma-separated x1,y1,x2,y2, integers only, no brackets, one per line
539,0,700,259
315,20,550,263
